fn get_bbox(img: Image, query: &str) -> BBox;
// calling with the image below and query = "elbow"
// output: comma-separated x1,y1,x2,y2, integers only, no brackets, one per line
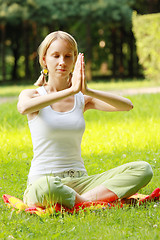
126,102,134,111
131,103,134,109
17,103,28,115
120,101,133,112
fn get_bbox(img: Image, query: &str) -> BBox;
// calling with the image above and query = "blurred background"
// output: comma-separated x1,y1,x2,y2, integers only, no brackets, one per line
0,0,160,85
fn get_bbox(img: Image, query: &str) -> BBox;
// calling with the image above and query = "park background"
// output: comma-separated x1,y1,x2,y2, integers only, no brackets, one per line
0,0,160,84
0,0,160,240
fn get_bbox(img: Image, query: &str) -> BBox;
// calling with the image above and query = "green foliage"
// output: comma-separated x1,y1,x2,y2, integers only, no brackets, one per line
1,0,142,82
0,0,134,25
1,0,160,83
0,83,160,239
132,12,160,81
94,0,134,29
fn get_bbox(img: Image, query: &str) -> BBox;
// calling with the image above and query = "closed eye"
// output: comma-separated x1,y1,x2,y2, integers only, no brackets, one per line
53,55,59,58
65,55,72,58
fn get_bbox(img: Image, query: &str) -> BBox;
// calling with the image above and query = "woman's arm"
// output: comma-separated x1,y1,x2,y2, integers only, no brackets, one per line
83,89,133,112
17,87,76,115
81,55,133,112
17,54,83,115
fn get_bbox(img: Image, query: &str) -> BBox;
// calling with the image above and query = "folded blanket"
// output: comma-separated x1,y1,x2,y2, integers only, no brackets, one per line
2,188,160,216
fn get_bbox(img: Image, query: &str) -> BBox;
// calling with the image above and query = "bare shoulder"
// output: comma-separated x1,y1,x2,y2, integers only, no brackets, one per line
17,88,40,117
83,95,93,112
84,95,92,104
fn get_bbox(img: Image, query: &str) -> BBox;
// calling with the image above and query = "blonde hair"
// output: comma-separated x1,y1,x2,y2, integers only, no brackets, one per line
34,31,78,86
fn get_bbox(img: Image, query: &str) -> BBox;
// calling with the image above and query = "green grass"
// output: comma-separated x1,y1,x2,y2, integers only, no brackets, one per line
88,79,160,91
0,83,160,239
0,79,160,97
0,85,36,97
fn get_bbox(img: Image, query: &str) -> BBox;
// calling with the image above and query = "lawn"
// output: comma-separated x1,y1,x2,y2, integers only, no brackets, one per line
0,82,160,240
0,79,160,97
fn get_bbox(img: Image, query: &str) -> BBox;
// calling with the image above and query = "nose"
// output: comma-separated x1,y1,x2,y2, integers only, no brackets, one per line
59,56,65,66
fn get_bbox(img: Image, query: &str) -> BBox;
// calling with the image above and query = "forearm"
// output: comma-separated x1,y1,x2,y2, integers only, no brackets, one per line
85,88,133,111
18,87,75,115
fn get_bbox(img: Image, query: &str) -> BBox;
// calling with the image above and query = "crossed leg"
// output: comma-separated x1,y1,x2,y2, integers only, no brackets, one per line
75,186,118,204
24,161,153,208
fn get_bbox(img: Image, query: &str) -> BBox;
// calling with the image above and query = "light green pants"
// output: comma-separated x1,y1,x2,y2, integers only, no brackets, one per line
23,161,153,208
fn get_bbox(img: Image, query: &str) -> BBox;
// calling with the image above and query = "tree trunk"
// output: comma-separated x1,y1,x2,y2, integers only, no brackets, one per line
128,31,134,77
32,21,39,81
1,24,6,82
119,28,124,78
111,27,117,78
85,18,92,81
11,37,19,81
23,20,30,80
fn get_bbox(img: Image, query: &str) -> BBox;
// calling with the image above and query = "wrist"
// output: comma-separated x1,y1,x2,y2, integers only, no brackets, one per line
70,85,80,95
83,87,92,96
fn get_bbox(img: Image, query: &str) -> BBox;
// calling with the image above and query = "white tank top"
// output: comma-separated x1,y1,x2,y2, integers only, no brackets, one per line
27,86,87,184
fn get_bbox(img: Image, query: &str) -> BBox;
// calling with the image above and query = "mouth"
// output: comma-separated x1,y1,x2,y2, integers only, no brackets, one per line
57,69,66,72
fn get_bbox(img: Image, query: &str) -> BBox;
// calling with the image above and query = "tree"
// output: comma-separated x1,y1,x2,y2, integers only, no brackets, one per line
0,0,155,82
0,1,8,81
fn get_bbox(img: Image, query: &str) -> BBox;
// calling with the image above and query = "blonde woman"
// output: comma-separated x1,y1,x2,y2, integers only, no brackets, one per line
17,31,153,209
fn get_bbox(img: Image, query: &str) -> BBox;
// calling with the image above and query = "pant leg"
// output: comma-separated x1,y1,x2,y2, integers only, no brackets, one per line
23,176,76,208
23,161,153,208
63,161,153,199
100,161,153,198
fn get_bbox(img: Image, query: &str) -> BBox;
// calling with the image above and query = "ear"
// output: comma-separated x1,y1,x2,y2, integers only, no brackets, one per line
42,56,47,67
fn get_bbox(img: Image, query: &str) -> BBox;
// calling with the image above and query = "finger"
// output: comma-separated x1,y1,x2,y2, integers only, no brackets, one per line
73,54,82,77
81,54,85,79
75,53,81,67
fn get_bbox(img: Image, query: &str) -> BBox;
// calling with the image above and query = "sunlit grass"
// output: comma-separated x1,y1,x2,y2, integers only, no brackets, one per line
0,79,160,97
88,79,160,91
0,85,36,97
0,87,160,239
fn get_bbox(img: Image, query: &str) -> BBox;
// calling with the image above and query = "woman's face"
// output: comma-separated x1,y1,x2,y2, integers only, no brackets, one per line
43,38,75,79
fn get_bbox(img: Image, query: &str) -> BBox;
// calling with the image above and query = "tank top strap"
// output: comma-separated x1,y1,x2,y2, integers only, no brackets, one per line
75,91,85,110
36,86,47,96
36,87,85,110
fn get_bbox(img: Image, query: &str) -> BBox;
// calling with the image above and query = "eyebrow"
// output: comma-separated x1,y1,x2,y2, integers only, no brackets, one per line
51,51,59,55
51,51,73,55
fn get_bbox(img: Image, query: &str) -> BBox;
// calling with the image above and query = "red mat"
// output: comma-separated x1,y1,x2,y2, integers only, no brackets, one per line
2,188,160,216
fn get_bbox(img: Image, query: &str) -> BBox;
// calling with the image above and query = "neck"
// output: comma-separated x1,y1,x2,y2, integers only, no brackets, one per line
47,75,69,92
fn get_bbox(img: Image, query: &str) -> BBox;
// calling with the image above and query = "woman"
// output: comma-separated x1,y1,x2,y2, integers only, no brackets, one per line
17,31,153,209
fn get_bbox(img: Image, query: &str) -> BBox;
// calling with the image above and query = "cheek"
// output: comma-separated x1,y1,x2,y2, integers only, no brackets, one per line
69,63,74,72
46,57,57,66
68,58,75,68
